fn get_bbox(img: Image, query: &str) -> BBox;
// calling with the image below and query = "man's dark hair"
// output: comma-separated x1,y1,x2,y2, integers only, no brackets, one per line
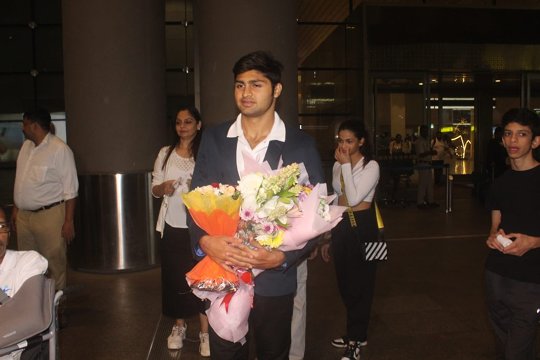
23,108,52,132
501,108,540,137
232,51,283,87
419,124,429,138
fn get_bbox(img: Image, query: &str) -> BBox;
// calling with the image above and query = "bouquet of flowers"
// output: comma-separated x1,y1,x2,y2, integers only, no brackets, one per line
183,155,346,343
236,163,342,251
183,183,242,293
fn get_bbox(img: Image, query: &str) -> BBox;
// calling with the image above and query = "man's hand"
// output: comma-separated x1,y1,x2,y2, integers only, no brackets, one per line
227,240,286,270
199,235,250,272
308,246,318,260
62,220,75,244
200,236,285,270
502,232,540,257
63,198,77,244
321,243,331,262
486,231,505,252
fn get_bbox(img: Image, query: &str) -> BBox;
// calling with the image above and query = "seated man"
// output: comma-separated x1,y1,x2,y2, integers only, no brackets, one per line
0,206,48,360
0,206,48,299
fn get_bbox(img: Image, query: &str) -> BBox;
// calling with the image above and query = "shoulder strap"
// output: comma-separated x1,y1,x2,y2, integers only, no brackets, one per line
340,172,357,228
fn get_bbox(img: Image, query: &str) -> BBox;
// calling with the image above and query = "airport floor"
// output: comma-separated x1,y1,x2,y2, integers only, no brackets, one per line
54,182,537,360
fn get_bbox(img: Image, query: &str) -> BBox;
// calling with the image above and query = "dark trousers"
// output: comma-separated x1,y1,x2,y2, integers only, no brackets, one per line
331,209,378,342
160,224,202,319
485,270,540,360
209,293,294,360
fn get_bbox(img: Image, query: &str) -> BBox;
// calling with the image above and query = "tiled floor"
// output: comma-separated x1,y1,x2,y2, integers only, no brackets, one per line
50,182,540,360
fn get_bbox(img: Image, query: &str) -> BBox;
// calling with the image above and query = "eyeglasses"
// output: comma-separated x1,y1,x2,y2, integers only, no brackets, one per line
0,223,10,233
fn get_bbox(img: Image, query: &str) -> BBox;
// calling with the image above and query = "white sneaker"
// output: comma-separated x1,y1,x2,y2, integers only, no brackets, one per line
167,323,187,350
199,332,210,357
332,336,367,348
341,341,361,360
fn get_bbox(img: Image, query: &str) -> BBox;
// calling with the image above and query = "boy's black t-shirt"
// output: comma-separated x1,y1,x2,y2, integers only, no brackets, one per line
486,164,540,283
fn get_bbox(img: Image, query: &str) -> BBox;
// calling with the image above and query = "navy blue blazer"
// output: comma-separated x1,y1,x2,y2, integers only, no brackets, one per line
188,120,324,296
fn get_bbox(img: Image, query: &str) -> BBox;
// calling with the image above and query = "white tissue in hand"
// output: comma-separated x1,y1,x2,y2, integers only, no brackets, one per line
496,234,512,247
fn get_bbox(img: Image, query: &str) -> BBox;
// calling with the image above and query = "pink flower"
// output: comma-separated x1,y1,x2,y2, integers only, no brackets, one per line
261,221,276,234
240,208,255,221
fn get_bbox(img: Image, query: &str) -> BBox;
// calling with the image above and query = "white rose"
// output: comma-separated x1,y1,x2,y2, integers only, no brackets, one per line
238,173,264,202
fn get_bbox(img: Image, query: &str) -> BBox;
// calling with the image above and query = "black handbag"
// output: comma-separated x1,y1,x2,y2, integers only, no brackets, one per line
341,173,388,261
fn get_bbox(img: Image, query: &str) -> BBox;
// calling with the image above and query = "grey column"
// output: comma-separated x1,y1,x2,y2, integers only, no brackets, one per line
62,0,166,272
194,0,297,126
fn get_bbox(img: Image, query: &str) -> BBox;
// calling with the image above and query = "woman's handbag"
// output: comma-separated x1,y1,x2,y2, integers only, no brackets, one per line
341,173,388,261
364,203,387,261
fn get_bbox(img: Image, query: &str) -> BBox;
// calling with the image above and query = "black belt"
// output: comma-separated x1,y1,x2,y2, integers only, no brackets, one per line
30,200,65,212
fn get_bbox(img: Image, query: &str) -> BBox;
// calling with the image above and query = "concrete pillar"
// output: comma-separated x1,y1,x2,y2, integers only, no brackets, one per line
62,0,166,272
62,0,166,173
194,0,297,126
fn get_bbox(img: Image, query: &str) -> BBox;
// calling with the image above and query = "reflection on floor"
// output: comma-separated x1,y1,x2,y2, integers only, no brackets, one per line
147,315,202,360
449,159,474,175
57,186,540,359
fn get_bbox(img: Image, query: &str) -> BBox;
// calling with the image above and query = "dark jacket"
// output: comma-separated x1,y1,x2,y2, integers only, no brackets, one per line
188,119,324,296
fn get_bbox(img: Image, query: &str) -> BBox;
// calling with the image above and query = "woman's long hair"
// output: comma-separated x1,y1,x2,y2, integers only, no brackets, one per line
338,119,373,167
161,105,203,170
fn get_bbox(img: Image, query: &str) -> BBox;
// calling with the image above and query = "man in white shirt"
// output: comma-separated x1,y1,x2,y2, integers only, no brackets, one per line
11,109,78,290
189,51,324,360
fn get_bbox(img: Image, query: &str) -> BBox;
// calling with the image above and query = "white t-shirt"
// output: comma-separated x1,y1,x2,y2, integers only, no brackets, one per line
0,250,47,360
431,138,446,161
0,250,48,298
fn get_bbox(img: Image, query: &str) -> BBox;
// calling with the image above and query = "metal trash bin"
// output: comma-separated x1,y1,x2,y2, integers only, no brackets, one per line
68,172,158,273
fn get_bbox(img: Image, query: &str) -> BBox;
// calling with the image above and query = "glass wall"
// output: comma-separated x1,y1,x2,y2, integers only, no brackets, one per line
373,75,426,157
0,0,64,171
0,0,64,114
372,71,524,176
297,2,363,165
0,0,195,164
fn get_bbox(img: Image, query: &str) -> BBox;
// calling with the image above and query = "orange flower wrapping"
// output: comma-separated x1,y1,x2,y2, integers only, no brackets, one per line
183,186,242,292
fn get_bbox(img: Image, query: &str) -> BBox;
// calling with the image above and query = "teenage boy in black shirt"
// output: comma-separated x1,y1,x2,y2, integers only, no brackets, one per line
485,108,540,360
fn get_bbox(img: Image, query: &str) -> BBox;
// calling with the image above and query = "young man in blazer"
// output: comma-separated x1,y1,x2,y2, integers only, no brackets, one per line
188,51,324,360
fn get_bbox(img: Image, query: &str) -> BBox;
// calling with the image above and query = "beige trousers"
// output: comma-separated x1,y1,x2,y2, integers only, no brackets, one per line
289,260,308,360
16,203,67,290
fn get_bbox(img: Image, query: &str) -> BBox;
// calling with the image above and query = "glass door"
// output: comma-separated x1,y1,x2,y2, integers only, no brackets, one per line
372,73,429,156
372,73,429,204
429,74,476,175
